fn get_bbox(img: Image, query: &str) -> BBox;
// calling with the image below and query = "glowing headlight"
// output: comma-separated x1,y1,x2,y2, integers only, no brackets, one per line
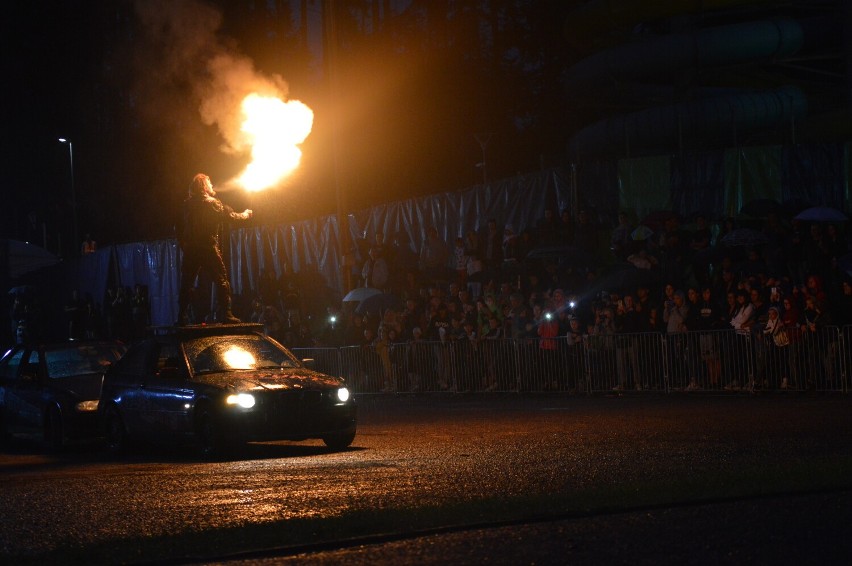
226,393,256,409
336,387,350,403
75,400,99,412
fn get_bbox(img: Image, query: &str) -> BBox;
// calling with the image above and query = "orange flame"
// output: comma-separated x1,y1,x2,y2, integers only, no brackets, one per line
235,93,313,192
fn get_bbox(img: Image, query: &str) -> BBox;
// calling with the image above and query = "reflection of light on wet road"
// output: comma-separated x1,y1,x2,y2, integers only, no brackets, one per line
186,455,405,523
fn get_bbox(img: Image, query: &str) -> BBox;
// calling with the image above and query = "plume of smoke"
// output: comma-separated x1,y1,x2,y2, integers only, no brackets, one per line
199,53,290,157
132,0,290,169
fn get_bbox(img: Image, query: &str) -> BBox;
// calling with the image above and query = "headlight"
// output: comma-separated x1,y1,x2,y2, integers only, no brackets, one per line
75,400,99,412
226,393,256,409
336,387,350,403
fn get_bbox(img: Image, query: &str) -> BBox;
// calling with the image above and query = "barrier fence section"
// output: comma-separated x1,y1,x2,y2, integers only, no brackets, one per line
291,325,849,395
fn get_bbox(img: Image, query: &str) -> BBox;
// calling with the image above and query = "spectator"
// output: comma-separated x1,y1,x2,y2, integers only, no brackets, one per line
730,289,755,334
419,226,450,284
614,295,642,390
610,212,633,260
515,229,536,262
558,208,575,245
374,326,395,392
535,304,561,390
480,218,504,281
781,295,803,389
573,208,599,251
80,233,97,255
451,236,468,288
536,207,559,246
763,306,790,390
503,225,519,262
835,278,852,327
130,284,149,341
663,289,690,389
343,312,367,346
257,268,279,307
258,303,286,342
565,315,585,392
361,246,389,290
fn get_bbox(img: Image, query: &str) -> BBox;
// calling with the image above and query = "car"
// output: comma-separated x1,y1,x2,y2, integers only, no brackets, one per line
0,340,128,450
99,323,357,458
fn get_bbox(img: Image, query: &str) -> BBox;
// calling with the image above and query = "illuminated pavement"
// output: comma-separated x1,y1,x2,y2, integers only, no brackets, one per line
0,394,850,564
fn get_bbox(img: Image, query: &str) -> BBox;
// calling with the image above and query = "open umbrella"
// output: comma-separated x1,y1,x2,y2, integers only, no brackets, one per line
342,287,381,303
631,225,655,241
793,206,847,223
355,292,404,316
720,228,770,247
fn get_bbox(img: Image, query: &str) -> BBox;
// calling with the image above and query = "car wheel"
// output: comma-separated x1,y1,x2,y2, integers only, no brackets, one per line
44,406,64,452
104,405,128,456
322,429,356,451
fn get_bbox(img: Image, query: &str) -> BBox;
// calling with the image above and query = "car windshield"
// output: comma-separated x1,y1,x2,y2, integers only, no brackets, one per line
46,343,127,379
183,334,301,375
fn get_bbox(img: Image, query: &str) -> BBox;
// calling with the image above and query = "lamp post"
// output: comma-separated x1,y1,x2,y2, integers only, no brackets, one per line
474,132,491,185
58,138,78,255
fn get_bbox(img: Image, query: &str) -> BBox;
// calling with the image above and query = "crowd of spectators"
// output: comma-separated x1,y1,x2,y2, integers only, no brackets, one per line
245,206,852,379
9,284,151,346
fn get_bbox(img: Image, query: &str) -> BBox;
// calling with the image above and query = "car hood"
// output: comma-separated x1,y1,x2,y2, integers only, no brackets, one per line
52,373,103,401
192,368,345,392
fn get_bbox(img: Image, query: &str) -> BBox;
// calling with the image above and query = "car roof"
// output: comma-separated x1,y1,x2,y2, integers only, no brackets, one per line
151,323,265,341
13,340,126,352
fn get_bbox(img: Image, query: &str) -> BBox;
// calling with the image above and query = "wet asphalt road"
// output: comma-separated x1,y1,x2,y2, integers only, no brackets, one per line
1,393,851,565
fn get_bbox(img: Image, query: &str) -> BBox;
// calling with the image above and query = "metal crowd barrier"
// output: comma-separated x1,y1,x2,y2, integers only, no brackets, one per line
290,325,849,395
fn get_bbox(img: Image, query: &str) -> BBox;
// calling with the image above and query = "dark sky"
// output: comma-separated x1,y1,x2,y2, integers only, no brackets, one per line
6,1,843,257
2,1,90,245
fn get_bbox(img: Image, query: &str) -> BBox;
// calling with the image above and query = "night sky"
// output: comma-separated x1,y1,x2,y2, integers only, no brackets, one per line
3,1,847,258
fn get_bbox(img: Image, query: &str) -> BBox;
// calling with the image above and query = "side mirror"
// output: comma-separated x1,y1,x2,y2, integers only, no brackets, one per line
301,358,315,369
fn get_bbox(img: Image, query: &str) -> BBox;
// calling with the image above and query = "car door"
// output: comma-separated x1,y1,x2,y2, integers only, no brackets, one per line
138,342,195,438
0,348,44,435
104,342,154,438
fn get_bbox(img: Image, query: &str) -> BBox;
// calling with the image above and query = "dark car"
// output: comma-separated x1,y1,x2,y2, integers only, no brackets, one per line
0,341,127,450
99,324,356,458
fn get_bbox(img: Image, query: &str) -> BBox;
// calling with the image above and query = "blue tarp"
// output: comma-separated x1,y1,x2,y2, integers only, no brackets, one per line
61,143,850,327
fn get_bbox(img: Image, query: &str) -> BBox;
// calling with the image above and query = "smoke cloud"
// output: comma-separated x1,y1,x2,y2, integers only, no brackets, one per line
132,0,291,177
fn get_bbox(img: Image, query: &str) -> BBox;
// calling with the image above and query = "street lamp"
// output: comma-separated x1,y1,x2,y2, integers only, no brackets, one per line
58,138,79,254
474,132,491,185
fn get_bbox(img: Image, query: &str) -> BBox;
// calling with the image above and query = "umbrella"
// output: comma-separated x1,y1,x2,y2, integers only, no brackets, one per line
356,292,404,316
525,245,596,266
342,287,381,303
739,198,780,218
720,228,770,247
631,225,655,241
793,206,848,223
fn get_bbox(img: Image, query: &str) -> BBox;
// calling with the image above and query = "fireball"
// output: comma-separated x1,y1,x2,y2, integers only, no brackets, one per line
235,93,313,192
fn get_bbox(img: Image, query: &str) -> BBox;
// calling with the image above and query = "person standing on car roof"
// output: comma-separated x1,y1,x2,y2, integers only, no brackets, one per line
177,173,252,325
